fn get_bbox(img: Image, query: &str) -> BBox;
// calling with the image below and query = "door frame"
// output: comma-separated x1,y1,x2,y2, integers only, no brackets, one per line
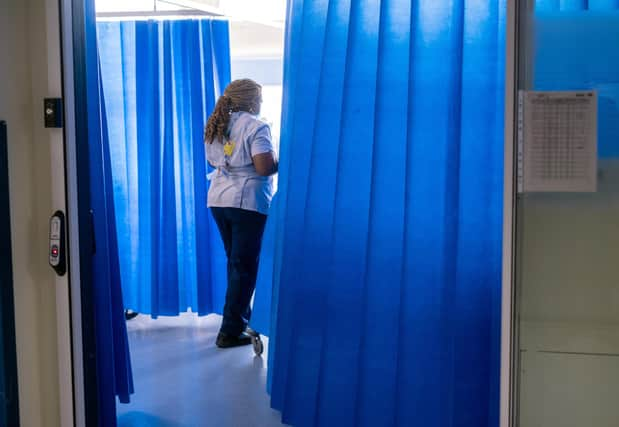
501,0,520,426
0,121,21,427
60,0,100,425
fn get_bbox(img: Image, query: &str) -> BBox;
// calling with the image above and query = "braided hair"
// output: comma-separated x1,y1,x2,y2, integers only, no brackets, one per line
204,78,262,144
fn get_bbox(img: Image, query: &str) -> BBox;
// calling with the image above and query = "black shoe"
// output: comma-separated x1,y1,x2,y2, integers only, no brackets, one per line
216,332,252,348
124,310,139,320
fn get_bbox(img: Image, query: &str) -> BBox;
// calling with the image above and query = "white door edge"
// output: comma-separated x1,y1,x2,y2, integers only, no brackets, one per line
60,0,86,425
46,0,76,423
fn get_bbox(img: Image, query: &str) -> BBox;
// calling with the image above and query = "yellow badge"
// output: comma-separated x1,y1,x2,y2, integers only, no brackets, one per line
223,140,235,157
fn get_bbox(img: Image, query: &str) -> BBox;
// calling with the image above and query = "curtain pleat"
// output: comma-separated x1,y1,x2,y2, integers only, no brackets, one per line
91,68,135,424
97,19,231,317
253,1,505,426
83,1,135,424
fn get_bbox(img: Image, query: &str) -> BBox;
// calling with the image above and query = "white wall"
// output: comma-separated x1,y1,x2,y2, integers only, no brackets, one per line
517,160,619,427
229,20,284,148
229,20,284,88
0,0,64,425
229,20,284,165
519,160,619,325
229,21,284,58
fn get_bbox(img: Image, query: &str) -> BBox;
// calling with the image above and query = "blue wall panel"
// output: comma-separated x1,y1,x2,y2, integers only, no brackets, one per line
534,12,619,157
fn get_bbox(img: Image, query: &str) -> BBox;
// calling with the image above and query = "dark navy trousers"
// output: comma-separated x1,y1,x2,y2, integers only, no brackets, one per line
210,207,267,336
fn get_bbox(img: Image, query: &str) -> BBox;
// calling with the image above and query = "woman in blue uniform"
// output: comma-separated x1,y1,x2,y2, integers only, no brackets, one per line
204,79,278,348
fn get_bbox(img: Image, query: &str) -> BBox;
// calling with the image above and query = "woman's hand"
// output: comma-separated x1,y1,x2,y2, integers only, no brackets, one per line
252,152,278,176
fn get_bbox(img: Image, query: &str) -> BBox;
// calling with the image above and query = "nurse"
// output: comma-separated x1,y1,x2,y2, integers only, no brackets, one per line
204,79,278,348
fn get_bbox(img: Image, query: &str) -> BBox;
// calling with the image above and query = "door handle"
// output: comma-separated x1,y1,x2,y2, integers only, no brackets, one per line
49,210,66,276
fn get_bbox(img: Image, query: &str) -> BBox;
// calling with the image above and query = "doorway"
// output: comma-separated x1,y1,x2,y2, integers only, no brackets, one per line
63,0,519,425
62,0,288,425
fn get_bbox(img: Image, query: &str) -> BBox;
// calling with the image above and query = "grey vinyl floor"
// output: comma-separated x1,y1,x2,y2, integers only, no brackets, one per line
116,313,288,427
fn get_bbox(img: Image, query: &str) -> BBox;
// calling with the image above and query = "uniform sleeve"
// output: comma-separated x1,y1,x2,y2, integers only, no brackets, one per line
249,124,274,157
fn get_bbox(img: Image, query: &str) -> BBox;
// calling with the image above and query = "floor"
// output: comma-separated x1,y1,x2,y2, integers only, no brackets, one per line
116,313,287,427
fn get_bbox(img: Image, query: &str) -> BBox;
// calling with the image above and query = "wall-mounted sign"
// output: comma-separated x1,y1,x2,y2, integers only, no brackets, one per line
518,91,597,193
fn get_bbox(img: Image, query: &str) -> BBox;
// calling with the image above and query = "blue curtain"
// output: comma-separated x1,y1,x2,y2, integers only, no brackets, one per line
96,64,134,412
252,1,505,426
96,20,231,317
82,1,135,424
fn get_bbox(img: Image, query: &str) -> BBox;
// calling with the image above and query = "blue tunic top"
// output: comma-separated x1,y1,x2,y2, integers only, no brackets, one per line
206,112,275,215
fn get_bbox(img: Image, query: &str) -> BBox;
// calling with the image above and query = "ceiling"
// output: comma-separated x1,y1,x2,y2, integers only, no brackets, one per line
96,0,285,58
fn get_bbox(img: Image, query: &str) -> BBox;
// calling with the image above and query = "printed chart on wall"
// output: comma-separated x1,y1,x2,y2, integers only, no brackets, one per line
518,91,598,193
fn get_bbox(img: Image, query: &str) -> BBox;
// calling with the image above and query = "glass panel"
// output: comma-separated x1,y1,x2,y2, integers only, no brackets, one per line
515,2,619,426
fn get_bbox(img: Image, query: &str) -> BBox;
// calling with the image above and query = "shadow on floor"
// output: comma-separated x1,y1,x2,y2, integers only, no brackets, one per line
118,411,190,427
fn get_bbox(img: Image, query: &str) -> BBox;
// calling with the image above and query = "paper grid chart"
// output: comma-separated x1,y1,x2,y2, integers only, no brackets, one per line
519,91,598,192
